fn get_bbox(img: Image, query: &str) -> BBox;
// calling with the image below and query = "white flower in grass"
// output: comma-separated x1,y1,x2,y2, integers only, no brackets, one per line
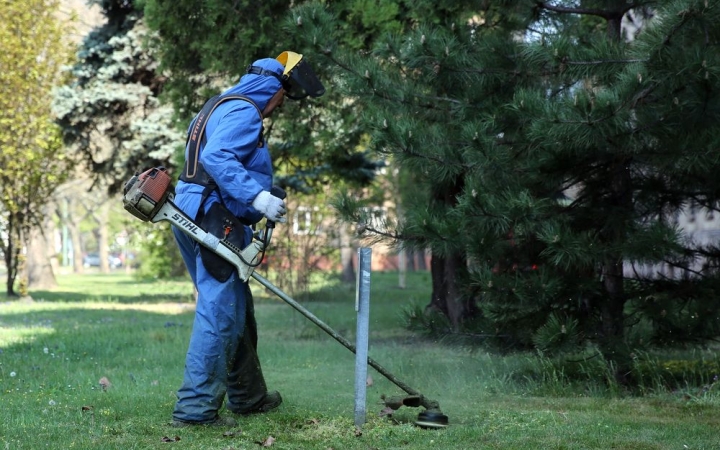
43,347,49,354
48,400,56,406
10,371,16,377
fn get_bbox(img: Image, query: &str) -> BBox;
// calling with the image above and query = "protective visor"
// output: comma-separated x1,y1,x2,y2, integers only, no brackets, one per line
276,51,325,100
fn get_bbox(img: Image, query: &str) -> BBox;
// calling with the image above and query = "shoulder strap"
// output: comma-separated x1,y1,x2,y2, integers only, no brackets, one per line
182,94,262,181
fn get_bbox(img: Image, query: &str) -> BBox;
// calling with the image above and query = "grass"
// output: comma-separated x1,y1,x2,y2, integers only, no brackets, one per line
0,271,719,449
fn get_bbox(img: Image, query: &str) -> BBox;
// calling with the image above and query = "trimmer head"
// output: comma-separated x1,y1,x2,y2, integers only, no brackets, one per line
414,409,449,429
382,394,449,429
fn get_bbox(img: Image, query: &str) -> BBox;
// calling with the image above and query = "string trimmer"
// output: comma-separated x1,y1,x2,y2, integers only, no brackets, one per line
122,167,449,429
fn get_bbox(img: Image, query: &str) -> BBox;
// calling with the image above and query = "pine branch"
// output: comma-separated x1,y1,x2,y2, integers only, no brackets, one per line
411,93,463,105
535,1,641,20
661,258,706,278
357,223,400,241
567,58,648,65
661,9,693,47
395,144,465,169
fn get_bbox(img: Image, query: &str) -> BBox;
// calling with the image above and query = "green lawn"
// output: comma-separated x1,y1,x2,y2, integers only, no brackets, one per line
0,271,718,449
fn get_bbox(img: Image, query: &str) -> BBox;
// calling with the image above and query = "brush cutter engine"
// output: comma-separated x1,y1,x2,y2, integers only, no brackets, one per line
123,167,174,222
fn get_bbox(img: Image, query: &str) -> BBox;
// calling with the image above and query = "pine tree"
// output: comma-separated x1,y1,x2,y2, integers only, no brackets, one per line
503,0,720,380
288,0,720,383
285,0,533,327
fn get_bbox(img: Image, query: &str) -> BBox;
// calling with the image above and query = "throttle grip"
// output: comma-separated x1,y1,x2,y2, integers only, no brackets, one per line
266,186,287,229
270,186,287,200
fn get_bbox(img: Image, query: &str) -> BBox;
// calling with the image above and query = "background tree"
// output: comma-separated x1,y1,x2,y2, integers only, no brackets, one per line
287,0,720,383
479,0,720,381
55,0,384,280
0,0,75,297
141,0,383,193
53,0,186,279
284,0,530,325
53,0,182,195
26,204,60,290
140,0,293,121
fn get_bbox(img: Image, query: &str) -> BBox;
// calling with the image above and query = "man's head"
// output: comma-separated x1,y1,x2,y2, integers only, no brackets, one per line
243,51,325,118
246,51,325,101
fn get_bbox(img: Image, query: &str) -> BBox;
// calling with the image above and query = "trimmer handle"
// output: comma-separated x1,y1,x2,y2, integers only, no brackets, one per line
265,186,287,230
271,186,287,200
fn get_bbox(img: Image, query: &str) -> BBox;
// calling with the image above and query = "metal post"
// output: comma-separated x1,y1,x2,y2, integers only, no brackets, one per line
354,247,372,427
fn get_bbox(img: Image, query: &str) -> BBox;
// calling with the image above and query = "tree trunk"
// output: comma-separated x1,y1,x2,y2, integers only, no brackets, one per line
428,254,449,316
600,256,628,379
4,244,19,297
68,216,84,273
416,249,427,271
444,252,465,330
406,248,416,271
599,160,634,383
3,212,23,297
96,201,111,273
427,251,472,329
339,223,355,283
398,246,406,289
26,213,58,290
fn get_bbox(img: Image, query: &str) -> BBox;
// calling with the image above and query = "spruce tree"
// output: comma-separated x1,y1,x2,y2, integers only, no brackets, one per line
53,0,182,194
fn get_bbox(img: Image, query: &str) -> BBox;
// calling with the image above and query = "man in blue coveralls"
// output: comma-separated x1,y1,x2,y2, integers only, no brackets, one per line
170,52,325,427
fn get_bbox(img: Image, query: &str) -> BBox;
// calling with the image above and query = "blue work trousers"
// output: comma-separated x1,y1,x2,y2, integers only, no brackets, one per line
171,225,268,423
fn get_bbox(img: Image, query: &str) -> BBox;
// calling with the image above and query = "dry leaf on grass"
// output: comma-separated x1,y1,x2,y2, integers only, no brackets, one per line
366,375,373,387
258,436,275,447
161,436,181,442
354,426,363,437
223,430,242,437
378,406,395,417
98,377,112,391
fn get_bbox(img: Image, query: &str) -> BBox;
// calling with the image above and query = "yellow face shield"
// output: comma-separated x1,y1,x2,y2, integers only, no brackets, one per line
276,51,325,100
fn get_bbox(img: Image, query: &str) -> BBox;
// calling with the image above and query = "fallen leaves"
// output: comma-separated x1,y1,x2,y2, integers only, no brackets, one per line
256,436,275,447
98,376,111,391
378,406,395,417
161,436,181,443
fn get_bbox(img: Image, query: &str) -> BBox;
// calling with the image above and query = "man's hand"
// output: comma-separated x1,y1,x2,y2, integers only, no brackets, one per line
252,190,287,223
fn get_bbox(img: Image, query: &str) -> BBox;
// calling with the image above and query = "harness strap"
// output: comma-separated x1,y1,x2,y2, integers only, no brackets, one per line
180,94,263,184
